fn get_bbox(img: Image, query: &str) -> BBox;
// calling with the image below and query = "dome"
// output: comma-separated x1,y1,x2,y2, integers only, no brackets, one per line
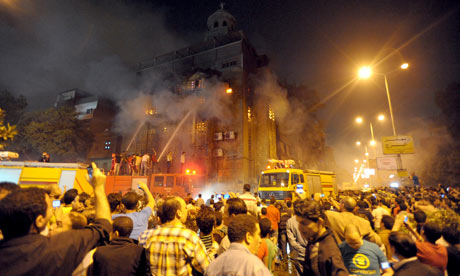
206,3,237,40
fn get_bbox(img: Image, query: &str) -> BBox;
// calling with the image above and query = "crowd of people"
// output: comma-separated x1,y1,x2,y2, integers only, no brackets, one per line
109,151,186,176
0,164,459,276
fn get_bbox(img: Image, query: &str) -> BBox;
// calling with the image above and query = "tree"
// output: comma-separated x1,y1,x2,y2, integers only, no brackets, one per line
12,106,93,162
0,90,28,125
0,108,18,150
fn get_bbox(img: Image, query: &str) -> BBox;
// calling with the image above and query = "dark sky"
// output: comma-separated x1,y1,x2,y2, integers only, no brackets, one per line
1,0,459,172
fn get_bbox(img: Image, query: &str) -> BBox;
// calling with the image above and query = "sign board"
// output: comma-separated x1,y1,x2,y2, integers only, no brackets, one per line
397,169,409,178
377,157,398,170
382,136,415,155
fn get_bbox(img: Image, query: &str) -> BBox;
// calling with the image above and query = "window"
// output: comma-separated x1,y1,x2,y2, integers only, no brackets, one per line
260,173,289,187
222,60,237,69
154,176,164,187
166,176,174,187
86,108,94,114
214,21,218,28
292,174,299,184
223,21,227,26
300,174,305,183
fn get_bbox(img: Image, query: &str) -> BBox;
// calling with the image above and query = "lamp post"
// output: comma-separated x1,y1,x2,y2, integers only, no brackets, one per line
358,63,409,180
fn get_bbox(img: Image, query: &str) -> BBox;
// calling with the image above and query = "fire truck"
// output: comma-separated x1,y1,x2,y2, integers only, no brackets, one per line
0,159,94,194
257,159,336,201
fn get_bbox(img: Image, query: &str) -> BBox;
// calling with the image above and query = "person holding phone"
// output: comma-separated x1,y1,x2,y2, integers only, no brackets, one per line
112,182,155,240
0,163,112,275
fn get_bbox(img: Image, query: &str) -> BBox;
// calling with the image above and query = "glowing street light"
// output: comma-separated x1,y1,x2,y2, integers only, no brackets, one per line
356,141,361,146
377,114,385,121
400,63,409,70
354,159,359,163
370,140,376,146
226,88,233,94
358,66,372,79
355,117,363,124
365,152,369,156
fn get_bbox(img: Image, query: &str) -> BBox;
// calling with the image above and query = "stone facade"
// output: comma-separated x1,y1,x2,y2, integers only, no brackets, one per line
134,6,276,191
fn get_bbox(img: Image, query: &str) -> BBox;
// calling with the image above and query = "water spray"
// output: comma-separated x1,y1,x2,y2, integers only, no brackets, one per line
125,119,146,152
157,109,194,162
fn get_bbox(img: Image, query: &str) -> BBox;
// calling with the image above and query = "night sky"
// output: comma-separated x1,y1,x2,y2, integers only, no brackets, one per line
1,0,459,173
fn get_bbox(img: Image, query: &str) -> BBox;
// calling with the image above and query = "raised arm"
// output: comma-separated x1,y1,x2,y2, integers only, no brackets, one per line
139,182,155,210
91,162,111,222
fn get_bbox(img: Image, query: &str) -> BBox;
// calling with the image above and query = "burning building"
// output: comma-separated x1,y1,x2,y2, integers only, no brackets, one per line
133,5,277,190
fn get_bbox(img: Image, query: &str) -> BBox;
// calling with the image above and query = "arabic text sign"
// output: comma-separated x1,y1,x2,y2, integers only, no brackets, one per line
382,136,415,154
377,157,398,170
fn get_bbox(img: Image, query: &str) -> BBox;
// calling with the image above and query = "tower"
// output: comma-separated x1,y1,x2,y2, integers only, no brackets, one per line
205,3,237,41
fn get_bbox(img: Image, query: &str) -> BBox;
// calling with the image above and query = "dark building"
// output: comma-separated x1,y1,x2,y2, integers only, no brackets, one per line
55,89,120,171
134,5,277,190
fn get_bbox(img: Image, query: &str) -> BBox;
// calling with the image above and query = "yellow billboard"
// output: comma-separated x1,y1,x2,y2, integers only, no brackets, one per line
382,136,415,154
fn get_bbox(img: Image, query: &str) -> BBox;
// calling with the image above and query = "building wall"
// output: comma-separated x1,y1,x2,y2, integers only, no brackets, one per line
135,34,274,191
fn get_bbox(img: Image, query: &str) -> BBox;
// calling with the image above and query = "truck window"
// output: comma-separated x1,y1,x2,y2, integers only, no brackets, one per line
166,176,174,187
154,176,164,187
260,173,289,187
300,174,305,183
292,174,299,184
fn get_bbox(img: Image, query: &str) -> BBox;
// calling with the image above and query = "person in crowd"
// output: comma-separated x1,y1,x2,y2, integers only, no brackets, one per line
88,216,149,276
112,182,155,240
356,200,375,228
257,218,278,274
372,199,391,230
239,184,258,217
388,231,442,276
266,197,280,243
278,201,292,261
296,199,349,276
217,197,248,255
196,193,205,207
197,205,219,260
287,200,308,276
166,151,173,173
206,194,215,206
378,215,395,260
51,211,88,236
0,181,20,201
442,223,460,276
38,152,50,162
141,152,150,176
0,163,112,275
107,192,123,215
180,151,186,173
62,188,79,214
260,207,268,219
339,224,392,276
213,210,226,244
415,221,448,272
413,210,427,235
325,197,382,246
143,196,210,275
205,214,271,276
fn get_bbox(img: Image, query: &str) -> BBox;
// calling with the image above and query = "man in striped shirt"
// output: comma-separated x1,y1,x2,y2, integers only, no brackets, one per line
144,196,210,276
197,206,219,260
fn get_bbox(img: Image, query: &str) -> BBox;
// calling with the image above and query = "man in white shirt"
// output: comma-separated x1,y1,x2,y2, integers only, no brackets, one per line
239,184,258,217
141,153,150,176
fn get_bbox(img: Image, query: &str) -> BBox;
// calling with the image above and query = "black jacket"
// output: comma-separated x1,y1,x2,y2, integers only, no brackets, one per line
0,219,112,276
302,228,349,276
392,258,443,276
87,237,149,276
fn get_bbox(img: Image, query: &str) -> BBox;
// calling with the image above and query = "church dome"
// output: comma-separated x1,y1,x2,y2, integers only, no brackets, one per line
206,3,236,40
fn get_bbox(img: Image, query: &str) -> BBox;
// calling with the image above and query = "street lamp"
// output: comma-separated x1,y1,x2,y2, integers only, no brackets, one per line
356,141,361,146
357,62,409,177
378,114,385,121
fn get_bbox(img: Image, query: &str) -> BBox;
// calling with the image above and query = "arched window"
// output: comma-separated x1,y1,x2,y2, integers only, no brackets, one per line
214,21,218,28
223,21,227,26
